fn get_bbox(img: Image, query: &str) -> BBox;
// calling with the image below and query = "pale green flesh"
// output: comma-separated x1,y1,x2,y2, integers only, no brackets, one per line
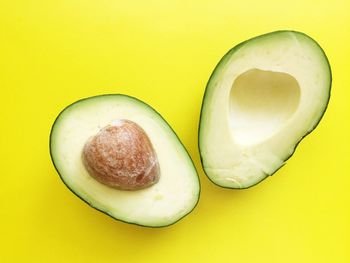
199,31,331,188
51,95,200,227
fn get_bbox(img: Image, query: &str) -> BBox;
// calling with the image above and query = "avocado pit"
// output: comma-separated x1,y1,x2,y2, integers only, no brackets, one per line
82,119,160,190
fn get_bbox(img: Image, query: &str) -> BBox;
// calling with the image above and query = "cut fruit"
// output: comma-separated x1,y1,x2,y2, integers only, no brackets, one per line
199,31,331,189
50,94,200,227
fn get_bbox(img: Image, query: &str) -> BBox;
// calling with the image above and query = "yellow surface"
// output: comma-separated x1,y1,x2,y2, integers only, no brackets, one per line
1,0,349,262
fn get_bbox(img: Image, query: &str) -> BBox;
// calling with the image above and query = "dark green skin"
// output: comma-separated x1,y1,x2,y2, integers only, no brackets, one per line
50,94,200,228
198,30,332,189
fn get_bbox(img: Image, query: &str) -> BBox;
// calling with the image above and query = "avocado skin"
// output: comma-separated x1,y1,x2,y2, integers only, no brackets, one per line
50,94,201,227
198,30,332,189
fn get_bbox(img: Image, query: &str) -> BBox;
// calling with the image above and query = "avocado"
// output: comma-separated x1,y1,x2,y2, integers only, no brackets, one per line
199,31,331,189
50,94,200,227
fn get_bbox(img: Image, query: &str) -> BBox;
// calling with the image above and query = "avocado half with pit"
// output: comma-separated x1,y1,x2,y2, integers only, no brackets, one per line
199,31,331,189
50,95,200,227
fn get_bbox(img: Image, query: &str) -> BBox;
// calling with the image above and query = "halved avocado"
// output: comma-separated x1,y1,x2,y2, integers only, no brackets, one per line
50,94,200,227
199,31,331,189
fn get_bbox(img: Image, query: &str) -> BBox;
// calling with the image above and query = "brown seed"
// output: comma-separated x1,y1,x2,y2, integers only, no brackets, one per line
82,120,160,190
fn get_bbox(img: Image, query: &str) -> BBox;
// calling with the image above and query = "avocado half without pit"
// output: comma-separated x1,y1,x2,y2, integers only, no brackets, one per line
50,95,200,227
199,31,331,189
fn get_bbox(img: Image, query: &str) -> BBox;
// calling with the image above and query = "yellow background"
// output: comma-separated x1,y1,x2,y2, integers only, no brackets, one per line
1,0,349,262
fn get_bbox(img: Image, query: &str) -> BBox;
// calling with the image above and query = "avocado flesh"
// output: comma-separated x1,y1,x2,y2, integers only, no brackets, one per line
199,31,331,189
50,95,200,227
